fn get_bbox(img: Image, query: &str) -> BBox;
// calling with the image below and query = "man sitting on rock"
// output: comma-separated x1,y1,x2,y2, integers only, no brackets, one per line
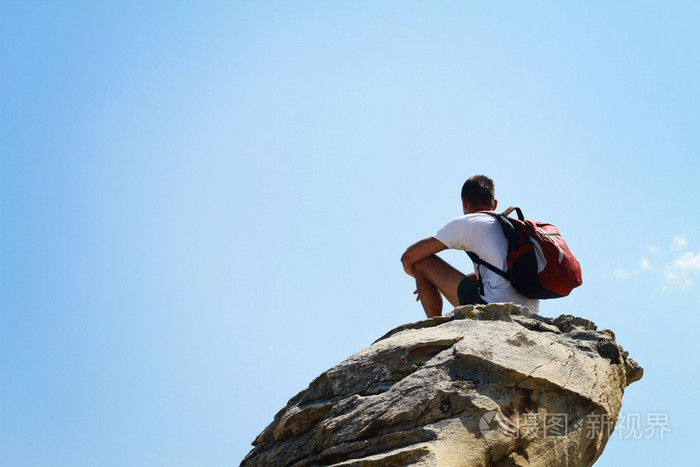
401,175,539,318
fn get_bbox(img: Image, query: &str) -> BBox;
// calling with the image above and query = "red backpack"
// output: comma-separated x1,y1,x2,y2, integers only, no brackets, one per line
467,207,583,299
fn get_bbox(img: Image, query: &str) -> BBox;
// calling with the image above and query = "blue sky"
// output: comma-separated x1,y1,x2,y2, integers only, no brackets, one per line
1,2,698,466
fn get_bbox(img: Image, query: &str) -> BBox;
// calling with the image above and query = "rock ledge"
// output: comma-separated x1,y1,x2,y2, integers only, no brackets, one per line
242,303,643,466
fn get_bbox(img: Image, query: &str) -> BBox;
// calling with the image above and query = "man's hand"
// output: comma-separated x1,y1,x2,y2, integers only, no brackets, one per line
401,237,448,277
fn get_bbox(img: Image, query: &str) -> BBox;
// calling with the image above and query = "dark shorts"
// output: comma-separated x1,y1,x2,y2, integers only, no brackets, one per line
457,277,487,306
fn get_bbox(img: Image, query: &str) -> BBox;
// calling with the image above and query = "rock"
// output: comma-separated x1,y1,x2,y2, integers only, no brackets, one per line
241,303,643,466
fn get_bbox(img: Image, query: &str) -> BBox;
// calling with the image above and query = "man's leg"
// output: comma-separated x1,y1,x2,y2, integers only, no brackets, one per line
413,255,467,318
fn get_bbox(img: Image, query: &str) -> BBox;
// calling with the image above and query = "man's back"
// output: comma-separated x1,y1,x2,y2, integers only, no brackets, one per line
434,212,540,313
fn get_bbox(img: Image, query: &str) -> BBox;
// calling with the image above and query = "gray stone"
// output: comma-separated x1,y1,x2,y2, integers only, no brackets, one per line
241,304,643,466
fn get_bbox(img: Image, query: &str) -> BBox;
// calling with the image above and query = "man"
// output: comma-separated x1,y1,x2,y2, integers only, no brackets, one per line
401,175,539,318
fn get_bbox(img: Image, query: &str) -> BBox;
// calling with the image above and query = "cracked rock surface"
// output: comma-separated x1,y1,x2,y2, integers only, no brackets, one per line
241,303,643,467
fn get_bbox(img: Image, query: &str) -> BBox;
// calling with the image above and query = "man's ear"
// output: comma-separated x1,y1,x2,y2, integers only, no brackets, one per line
493,199,498,211
462,199,469,214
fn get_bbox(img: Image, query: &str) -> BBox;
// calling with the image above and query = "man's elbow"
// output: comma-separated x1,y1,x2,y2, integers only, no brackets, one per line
401,250,414,274
400,249,414,267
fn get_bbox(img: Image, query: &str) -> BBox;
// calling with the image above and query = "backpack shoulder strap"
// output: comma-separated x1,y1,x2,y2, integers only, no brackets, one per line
466,251,509,296
476,209,520,253
466,252,509,279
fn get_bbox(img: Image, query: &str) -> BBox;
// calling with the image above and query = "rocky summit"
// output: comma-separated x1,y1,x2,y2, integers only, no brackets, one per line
241,303,643,467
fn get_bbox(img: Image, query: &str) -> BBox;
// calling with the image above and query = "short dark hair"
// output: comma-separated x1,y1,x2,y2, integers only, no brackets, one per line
461,175,495,207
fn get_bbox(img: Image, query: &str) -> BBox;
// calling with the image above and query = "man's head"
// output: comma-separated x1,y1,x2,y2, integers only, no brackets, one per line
461,175,497,214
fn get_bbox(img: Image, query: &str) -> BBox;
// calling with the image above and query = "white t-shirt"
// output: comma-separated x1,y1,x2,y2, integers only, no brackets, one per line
433,212,540,314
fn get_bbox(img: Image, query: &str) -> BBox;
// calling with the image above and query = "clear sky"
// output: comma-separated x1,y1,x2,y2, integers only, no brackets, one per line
1,1,698,466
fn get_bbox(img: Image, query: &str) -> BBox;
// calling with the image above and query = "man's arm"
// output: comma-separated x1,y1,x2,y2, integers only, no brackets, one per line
401,237,447,277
